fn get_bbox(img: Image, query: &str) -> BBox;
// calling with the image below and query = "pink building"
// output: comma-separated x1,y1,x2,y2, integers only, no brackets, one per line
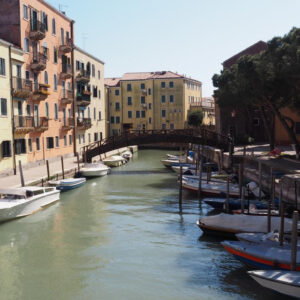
0,0,75,163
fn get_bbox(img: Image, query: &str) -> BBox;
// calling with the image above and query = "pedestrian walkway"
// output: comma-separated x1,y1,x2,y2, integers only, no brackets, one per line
0,156,79,188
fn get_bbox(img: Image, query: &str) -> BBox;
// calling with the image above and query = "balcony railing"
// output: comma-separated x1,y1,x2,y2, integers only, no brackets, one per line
32,83,50,101
59,38,73,53
29,20,46,40
14,116,34,133
62,117,75,130
34,117,49,131
61,89,73,104
77,118,92,130
76,69,90,82
12,77,32,99
76,91,91,106
31,50,48,72
61,63,73,79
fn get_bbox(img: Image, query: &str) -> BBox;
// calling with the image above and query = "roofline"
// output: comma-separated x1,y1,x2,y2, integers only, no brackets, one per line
112,76,201,84
74,46,105,65
0,38,13,47
0,39,25,55
38,0,74,23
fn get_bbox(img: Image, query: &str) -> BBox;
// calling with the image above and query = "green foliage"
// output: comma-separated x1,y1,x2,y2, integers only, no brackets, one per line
188,110,203,127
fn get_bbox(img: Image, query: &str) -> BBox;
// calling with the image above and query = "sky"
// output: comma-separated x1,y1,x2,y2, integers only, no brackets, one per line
48,0,300,96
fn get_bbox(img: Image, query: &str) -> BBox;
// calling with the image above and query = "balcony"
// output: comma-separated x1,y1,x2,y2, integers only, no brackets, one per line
77,118,92,130
32,83,50,101
61,63,73,79
14,116,34,133
34,117,49,132
12,77,32,99
31,50,48,72
61,89,73,105
141,89,147,96
76,91,91,106
59,38,73,53
62,117,75,130
76,70,90,83
29,20,46,41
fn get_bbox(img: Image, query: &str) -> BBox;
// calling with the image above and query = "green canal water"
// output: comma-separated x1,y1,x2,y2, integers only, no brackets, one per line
0,150,283,300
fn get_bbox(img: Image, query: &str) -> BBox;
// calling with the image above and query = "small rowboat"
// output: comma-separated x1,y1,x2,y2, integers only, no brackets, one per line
103,155,127,167
221,240,300,270
248,270,300,299
48,177,86,191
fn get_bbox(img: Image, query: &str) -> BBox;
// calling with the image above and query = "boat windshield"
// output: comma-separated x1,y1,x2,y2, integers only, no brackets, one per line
0,194,25,200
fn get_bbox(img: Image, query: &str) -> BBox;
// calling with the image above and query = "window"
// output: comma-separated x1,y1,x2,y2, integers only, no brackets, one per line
15,139,26,154
116,116,120,124
0,58,6,75
110,116,115,124
41,11,48,31
99,90,101,99
127,97,132,105
53,47,58,63
148,103,152,109
36,138,40,151
55,136,59,148
148,88,151,95
51,18,56,35
162,123,166,130
149,117,152,124
94,132,98,142
53,74,57,90
88,133,91,143
98,70,100,79
127,84,131,91
92,64,95,77
136,111,140,118
161,95,166,103
170,95,174,103
115,102,120,111
28,139,32,152
54,103,58,120
26,104,31,116
24,38,29,52
170,123,174,129
76,60,80,70
87,107,90,119
141,110,146,118
69,135,72,145
93,107,97,120
25,71,30,82
1,98,7,116
79,134,81,145
169,81,174,88
141,83,145,89
23,4,28,20
64,135,67,146
141,96,145,104
161,82,166,88
45,102,49,118
93,86,98,98
44,71,48,84
98,111,101,120
115,89,119,96
128,111,132,118
162,109,166,117
2,141,11,157
82,134,85,144
100,132,103,140
61,28,64,45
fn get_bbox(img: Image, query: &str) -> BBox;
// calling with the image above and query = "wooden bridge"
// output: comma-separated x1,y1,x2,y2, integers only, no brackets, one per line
82,128,232,162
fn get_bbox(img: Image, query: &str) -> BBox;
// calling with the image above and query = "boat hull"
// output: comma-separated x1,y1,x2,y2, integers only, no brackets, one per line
81,169,110,177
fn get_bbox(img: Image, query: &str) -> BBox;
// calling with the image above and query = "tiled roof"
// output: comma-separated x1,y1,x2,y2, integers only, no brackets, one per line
104,78,121,87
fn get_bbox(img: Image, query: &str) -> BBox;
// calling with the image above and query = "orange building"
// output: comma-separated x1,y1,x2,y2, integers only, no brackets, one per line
0,0,75,164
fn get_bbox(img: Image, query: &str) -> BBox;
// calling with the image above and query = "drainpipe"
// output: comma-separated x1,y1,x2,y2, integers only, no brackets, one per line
107,87,111,136
71,20,76,156
8,46,17,175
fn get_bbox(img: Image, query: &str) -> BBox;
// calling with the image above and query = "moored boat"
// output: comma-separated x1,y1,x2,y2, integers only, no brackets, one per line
48,177,86,191
121,150,133,160
248,270,300,298
81,163,111,177
197,213,293,238
103,155,126,167
222,240,300,270
0,187,60,223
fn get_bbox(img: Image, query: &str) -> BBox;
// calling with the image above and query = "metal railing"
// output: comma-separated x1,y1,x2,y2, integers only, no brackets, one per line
63,117,75,127
30,20,46,34
14,116,34,128
12,77,32,92
77,118,92,128
62,63,72,75
61,89,73,99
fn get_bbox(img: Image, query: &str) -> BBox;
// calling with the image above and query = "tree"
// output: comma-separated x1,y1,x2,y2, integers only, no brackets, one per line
188,110,203,127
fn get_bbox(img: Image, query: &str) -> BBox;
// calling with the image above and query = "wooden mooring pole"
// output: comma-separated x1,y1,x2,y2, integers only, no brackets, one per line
290,211,299,271
46,160,50,181
279,201,285,247
241,186,245,214
77,152,80,171
226,176,230,213
238,163,243,198
198,156,203,200
61,156,65,179
258,161,262,201
267,198,271,233
18,160,25,187
179,166,183,212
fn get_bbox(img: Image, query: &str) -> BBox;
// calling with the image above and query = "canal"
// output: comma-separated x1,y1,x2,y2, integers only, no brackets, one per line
0,150,282,300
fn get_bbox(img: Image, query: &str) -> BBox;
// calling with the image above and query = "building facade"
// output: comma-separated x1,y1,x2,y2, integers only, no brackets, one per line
105,71,201,136
74,47,106,155
189,96,215,126
0,0,75,168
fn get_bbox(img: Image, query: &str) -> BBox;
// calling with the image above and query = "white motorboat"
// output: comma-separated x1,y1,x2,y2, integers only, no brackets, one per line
0,187,60,223
248,270,300,298
81,163,111,177
122,150,133,160
197,213,293,238
48,177,86,191
103,155,126,167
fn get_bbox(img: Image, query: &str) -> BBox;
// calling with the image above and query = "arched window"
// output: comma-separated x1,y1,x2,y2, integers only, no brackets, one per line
44,71,48,84
88,107,90,118
45,102,49,118
53,74,57,90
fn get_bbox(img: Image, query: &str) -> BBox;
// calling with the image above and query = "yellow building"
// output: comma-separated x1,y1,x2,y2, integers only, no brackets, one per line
189,96,215,126
74,47,106,155
0,39,29,173
105,71,202,135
